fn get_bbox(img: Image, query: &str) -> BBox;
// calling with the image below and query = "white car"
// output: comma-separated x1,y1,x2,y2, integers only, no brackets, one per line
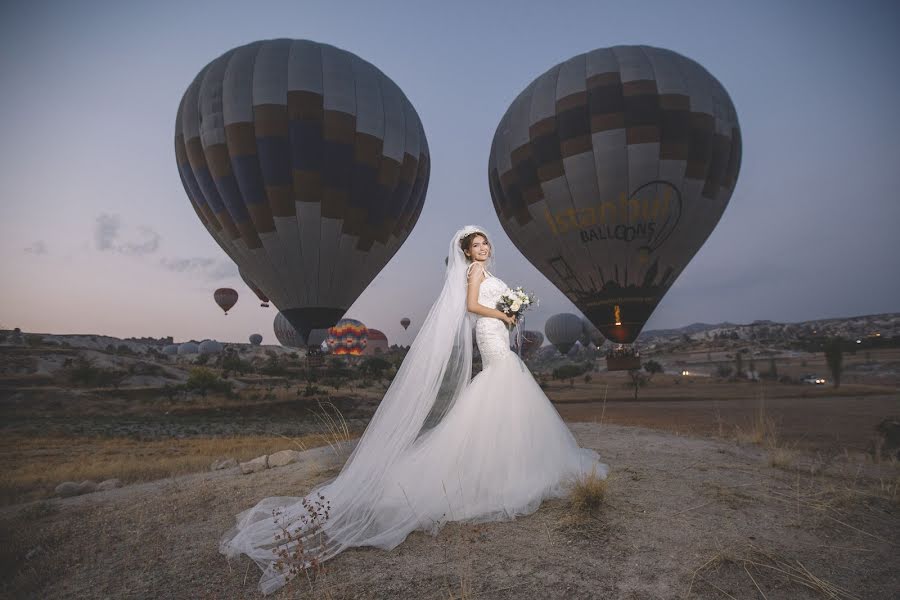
801,375,826,385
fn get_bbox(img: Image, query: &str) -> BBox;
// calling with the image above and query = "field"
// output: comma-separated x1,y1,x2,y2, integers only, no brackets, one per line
1,337,898,598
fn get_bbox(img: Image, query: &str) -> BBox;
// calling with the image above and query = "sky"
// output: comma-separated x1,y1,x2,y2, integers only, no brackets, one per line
1,0,899,345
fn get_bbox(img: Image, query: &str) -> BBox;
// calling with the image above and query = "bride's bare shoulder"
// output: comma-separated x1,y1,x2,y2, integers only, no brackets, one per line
466,262,486,281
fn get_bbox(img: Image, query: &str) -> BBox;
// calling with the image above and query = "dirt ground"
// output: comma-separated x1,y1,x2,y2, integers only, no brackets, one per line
2,422,898,600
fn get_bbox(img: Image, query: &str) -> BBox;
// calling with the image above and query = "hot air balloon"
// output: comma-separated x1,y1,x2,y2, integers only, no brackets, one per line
512,329,544,357
545,313,583,355
581,318,604,348
364,328,389,355
400,318,411,330
177,341,199,355
489,46,741,370
199,339,224,355
162,344,179,355
240,269,270,307
175,39,430,344
249,333,263,346
214,288,238,314
273,311,304,348
326,319,368,355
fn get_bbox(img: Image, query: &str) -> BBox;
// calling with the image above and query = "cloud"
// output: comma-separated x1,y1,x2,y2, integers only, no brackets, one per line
159,257,238,281
24,241,47,255
94,214,160,256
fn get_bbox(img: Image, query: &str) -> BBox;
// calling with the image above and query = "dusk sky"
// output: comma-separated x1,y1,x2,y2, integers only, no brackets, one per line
2,0,899,345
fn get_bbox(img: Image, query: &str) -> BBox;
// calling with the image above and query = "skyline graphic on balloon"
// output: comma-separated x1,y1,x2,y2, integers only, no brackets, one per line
176,38,430,344
489,45,741,345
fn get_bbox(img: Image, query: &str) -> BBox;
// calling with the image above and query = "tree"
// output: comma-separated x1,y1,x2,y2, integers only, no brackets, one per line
824,337,844,388
643,360,663,376
552,364,588,387
627,369,648,401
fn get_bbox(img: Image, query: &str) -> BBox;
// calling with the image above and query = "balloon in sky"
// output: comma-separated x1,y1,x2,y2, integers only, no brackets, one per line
214,288,238,314
545,313,583,354
581,318,604,348
240,269,270,307
249,333,263,346
489,45,741,345
327,318,368,355
175,39,430,342
364,328,389,355
400,317,411,330
513,329,544,357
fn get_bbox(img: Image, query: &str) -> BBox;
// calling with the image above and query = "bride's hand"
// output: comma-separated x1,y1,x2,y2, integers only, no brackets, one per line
500,312,517,327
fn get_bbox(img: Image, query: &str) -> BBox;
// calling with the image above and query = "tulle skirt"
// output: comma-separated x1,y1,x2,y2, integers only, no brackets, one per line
359,350,609,548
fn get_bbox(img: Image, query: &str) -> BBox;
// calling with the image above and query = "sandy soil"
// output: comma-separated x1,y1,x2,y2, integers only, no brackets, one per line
2,423,898,600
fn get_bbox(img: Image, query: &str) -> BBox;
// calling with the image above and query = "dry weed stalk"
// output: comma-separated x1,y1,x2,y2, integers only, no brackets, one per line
686,540,860,600
271,493,332,591
311,401,353,458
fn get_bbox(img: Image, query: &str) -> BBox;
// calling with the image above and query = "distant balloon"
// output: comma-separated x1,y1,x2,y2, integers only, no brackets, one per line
400,318,411,330
513,330,544,357
273,311,304,348
364,328,389,355
327,319,368,355
162,344,179,355
214,288,238,315
489,45,741,345
240,269,270,307
199,339,223,355
175,39,430,342
177,341,199,355
545,313,583,354
581,318,604,348
249,333,263,346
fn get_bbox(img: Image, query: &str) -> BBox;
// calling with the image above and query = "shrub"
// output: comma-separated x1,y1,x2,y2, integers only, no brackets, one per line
184,367,231,397
67,357,124,388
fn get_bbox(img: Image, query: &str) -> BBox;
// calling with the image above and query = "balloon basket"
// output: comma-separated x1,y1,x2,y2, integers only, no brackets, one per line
606,354,641,372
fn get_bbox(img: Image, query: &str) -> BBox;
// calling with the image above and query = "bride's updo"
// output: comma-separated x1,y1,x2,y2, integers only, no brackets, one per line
459,230,489,258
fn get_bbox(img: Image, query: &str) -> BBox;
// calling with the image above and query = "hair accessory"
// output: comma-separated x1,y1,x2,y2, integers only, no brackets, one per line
458,225,484,242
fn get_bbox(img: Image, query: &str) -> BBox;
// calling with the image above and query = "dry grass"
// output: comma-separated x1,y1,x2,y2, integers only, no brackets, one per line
0,432,351,506
687,539,862,599
565,466,609,514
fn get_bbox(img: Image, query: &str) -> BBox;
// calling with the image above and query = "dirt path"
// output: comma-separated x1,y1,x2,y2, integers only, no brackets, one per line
2,423,897,599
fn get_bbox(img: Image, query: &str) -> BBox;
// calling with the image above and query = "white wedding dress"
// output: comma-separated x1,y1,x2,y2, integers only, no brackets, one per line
370,265,608,539
220,226,609,595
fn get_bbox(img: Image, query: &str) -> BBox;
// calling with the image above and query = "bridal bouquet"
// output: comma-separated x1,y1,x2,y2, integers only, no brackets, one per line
496,286,538,329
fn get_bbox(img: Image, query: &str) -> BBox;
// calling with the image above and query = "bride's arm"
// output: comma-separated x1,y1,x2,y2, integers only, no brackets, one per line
465,264,517,326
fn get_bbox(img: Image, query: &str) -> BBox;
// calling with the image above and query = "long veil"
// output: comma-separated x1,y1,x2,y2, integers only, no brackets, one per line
220,225,493,594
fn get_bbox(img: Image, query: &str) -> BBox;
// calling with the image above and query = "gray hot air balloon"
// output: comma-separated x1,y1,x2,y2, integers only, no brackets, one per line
199,339,224,355
175,39,430,343
489,46,741,353
581,318,604,348
273,311,304,348
545,313,583,354
162,344,179,355
249,333,263,346
177,341,199,355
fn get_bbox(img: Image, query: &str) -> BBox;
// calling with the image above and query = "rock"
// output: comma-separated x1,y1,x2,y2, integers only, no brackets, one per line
210,457,238,471
55,481,81,497
240,455,268,474
78,480,98,494
25,546,43,560
267,449,301,468
97,478,122,491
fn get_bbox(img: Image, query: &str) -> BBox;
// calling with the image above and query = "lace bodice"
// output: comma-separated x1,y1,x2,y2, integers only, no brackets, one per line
468,264,512,368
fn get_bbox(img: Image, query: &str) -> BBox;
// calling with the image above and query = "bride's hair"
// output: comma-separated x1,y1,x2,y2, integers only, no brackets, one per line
459,230,489,260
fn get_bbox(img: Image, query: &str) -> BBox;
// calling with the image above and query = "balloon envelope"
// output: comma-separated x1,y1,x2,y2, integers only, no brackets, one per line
177,342,199,355
400,317,410,330
176,39,430,341
364,328,389,355
240,269,270,306
327,318,368,355
545,313,583,354
489,45,741,344
249,333,263,346
214,288,238,314
199,339,223,355
273,311,304,348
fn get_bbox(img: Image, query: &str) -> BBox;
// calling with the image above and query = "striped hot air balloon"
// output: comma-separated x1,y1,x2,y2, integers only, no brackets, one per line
214,288,238,314
489,46,741,350
326,318,368,355
175,39,430,343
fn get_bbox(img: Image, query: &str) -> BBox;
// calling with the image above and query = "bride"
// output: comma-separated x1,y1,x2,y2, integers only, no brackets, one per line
220,225,609,594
